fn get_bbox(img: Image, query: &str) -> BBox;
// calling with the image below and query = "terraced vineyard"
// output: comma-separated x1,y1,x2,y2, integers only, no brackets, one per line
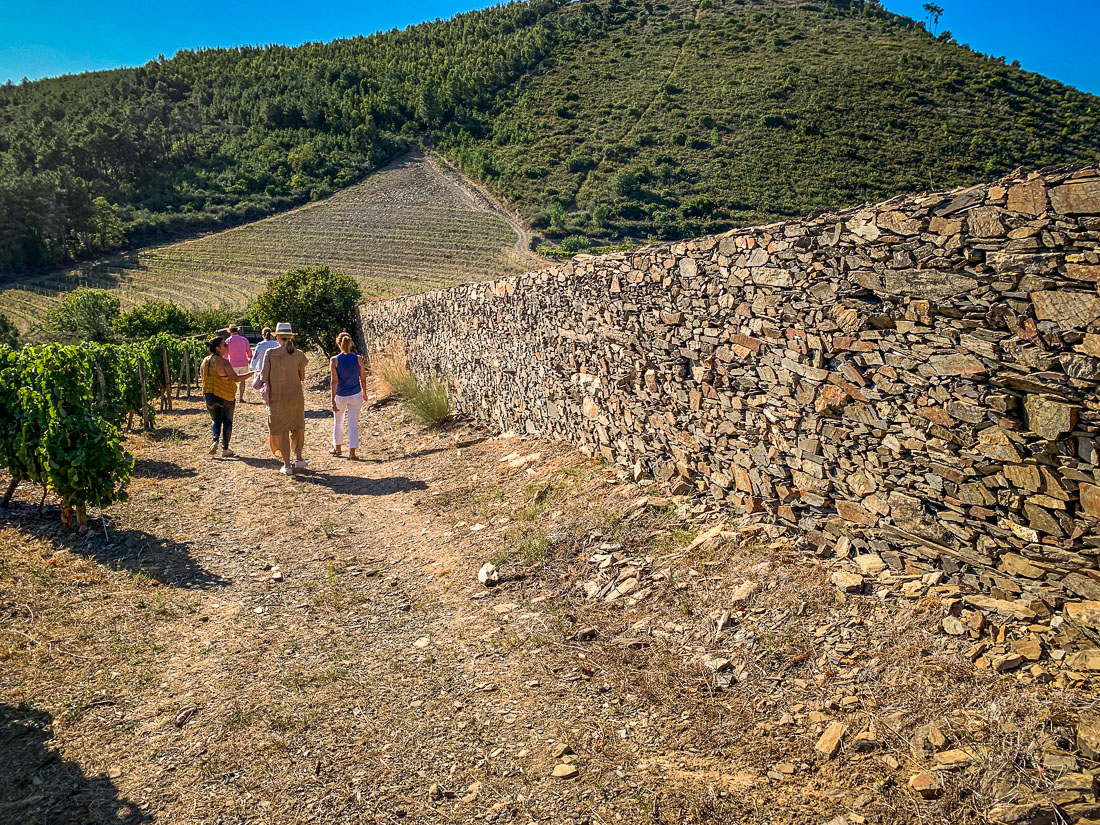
0,153,539,333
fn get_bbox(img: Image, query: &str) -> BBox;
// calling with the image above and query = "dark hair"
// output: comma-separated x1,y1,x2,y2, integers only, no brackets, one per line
229,325,240,334
206,336,225,355
262,327,273,340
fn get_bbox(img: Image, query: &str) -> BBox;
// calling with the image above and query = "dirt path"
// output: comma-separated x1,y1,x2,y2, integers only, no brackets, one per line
1,365,1094,825
429,151,547,271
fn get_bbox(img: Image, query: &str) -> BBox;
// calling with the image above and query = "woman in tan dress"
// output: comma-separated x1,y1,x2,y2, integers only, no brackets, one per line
261,322,310,475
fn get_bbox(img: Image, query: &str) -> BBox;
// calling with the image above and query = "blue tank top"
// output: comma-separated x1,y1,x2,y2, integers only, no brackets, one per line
335,353,361,397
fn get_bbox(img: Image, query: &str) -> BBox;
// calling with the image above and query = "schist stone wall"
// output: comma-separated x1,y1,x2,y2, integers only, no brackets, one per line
359,167,1100,607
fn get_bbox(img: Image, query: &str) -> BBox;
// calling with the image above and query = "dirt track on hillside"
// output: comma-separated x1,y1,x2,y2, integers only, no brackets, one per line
0,365,1094,825
429,152,546,272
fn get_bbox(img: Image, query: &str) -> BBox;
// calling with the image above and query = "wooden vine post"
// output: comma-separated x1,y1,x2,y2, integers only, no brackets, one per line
175,351,187,399
161,345,173,411
2,478,18,508
137,357,150,429
184,349,192,399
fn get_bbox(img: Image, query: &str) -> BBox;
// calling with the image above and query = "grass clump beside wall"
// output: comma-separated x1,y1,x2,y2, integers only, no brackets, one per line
372,344,451,427
373,345,419,397
404,377,452,428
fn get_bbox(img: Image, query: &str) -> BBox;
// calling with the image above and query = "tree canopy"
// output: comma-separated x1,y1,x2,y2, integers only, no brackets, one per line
249,266,362,356
43,288,121,343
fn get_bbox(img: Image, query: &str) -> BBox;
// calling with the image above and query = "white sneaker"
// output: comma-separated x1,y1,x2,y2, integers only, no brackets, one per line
221,448,235,457
207,442,218,455
279,465,293,476
294,459,310,470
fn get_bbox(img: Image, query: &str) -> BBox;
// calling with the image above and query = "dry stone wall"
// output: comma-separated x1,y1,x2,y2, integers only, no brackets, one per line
359,167,1100,609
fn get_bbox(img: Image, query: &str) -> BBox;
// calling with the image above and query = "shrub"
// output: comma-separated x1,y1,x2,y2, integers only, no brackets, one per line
548,202,568,231
250,265,362,356
566,154,595,173
115,299,194,339
681,196,716,217
190,305,246,336
44,288,120,343
559,234,592,253
612,168,641,198
605,143,632,161
529,211,550,230
592,200,611,227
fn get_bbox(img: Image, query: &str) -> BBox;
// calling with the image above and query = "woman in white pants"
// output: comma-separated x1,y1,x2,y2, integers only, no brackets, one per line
330,333,368,459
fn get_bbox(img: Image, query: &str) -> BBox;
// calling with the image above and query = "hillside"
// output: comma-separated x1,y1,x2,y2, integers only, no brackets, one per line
0,154,534,332
1,0,1098,276
438,0,1100,239
0,0,564,272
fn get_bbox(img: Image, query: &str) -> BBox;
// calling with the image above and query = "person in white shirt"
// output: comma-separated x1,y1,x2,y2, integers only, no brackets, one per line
250,327,280,372
249,327,281,405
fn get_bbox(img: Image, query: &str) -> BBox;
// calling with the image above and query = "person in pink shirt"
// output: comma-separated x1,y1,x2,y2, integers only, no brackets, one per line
224,326,253,402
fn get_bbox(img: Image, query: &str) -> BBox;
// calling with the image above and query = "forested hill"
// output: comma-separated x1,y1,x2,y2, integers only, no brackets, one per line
0,0,564,272
3,0,1099,273
451,0,1100,242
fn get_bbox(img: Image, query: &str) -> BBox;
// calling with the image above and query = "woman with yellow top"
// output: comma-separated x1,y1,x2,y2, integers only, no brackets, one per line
201,336,252,457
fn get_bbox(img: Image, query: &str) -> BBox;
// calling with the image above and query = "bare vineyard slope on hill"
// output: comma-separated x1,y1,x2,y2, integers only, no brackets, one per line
0,153,536,332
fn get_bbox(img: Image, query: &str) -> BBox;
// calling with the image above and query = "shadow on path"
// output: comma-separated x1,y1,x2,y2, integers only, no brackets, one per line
85,526,230,588
1,497,228,589
140,427,191,443
131,458,198,480
232,456,427,496
355,445,450,465
292,472,429,496
158,406,205,417
0,704,149,824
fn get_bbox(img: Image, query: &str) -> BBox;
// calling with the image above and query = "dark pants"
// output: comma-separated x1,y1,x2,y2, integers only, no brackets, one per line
205,393,235,448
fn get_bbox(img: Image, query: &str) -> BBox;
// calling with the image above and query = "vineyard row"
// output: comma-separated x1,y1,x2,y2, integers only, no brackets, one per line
0,334,207,529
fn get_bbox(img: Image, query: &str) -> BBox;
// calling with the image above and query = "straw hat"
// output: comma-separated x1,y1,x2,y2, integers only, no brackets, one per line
274,322,295,336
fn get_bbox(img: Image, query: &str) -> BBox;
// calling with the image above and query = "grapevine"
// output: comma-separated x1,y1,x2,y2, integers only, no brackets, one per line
0,334,204,528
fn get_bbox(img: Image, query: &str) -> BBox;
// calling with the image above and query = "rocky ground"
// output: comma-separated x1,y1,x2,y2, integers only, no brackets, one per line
1,365,1098,825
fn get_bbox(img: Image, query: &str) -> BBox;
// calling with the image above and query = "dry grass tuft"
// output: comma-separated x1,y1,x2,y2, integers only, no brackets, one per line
370,342,451,427
404,377,451,428
371,342,417,398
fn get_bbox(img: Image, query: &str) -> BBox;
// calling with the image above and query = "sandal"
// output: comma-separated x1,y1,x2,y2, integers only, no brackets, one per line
329,447,342,456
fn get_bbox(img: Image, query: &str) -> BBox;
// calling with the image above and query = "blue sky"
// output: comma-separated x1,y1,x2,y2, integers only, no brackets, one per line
2,0,1098,95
